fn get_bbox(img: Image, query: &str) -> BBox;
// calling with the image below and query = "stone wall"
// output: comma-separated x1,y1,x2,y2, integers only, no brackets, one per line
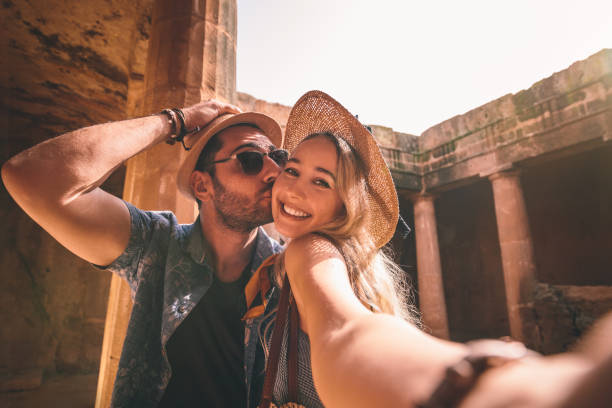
1,0,152,394
236,91,292,134
372,125,421,190
534,284,612,354
382,49,612,192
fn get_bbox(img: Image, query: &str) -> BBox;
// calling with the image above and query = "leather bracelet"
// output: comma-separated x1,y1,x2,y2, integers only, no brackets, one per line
417,339,536,408
172,108,187,138
173,108,202,139
161,108,201,150
160,108,178,140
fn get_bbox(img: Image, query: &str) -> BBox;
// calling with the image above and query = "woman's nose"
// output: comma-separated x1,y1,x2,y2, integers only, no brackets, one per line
286,178,307,200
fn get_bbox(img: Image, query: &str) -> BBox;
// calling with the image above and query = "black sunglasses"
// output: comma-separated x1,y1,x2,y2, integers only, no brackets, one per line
208,148,289,175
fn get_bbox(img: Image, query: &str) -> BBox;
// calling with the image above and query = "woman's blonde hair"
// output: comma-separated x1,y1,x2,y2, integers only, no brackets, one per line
289,132,421,325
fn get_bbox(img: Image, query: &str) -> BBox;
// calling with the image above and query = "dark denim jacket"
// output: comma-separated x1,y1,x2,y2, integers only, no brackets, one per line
103,201,283,407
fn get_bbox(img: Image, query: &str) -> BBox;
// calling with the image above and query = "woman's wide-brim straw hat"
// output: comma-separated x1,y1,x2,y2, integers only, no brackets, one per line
177,112,283,199
284,90,399,248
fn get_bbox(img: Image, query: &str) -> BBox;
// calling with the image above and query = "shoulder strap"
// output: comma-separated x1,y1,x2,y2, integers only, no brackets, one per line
259,274,293,408
288,296,300,401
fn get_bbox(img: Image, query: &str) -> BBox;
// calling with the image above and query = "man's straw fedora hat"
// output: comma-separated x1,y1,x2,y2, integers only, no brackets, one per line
283,90,399,248
177,112,283,199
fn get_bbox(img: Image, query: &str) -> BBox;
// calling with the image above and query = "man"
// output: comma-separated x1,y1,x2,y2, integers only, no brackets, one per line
1,99,287,407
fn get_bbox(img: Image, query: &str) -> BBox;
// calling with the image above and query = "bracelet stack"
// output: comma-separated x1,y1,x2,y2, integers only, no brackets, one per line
160,108,201,150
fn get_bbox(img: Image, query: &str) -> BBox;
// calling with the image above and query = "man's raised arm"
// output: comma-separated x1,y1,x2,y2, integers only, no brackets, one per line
1,100,240,266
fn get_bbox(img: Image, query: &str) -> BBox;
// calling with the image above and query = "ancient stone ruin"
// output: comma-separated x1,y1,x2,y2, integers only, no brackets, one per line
1,0,610,406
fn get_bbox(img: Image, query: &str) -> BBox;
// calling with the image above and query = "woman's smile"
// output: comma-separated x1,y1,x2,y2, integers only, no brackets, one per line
280,202,311,218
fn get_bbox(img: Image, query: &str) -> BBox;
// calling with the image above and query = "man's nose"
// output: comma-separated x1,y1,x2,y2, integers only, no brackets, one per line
261,154,282,184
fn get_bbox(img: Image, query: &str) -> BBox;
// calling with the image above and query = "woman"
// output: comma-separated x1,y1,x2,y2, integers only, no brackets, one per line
245,91,471,408
247,91,610,408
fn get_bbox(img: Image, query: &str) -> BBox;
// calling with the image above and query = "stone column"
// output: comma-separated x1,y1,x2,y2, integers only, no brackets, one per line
489,170,538,344
95,1,237,407
413,194,450,339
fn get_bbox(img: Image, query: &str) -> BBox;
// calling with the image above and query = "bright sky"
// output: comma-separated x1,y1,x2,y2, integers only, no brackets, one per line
236,0,612,135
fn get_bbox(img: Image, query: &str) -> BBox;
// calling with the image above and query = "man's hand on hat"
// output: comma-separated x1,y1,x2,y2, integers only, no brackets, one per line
182,99,242,131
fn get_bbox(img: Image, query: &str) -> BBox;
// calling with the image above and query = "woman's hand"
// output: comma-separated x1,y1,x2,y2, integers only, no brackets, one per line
459,353,594,408
460,312,612,408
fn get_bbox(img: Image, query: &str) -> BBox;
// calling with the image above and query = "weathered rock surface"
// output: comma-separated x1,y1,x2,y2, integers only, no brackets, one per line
1,0,153,391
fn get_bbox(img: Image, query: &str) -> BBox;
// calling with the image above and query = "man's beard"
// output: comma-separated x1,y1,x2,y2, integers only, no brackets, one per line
211,174,273,233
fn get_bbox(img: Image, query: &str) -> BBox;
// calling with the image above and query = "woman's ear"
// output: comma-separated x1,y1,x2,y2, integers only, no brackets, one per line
190,170,213,202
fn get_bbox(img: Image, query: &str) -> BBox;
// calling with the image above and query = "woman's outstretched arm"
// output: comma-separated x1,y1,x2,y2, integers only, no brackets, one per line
284,234,607,408
284,234,468,408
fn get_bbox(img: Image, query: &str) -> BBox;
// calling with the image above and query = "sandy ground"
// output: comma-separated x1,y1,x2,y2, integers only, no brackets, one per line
0,373,98,408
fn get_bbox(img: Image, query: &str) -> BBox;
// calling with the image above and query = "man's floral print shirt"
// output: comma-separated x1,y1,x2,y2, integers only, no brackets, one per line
101,201,282,407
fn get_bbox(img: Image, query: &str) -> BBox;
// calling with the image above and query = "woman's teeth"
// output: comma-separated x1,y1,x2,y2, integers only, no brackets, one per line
283,203,310,218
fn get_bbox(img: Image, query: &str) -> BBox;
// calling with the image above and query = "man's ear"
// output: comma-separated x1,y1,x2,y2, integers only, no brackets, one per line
190,170,213,202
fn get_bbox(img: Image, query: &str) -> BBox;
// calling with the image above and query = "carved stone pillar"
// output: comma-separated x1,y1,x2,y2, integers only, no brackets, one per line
95,1,237,406
489,170,538,344
413,194,450,339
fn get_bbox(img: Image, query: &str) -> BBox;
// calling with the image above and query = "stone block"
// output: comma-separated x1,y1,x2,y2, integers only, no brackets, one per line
369,125,396,148
154,0,206,20
236,92,292,134
534,284,612,354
